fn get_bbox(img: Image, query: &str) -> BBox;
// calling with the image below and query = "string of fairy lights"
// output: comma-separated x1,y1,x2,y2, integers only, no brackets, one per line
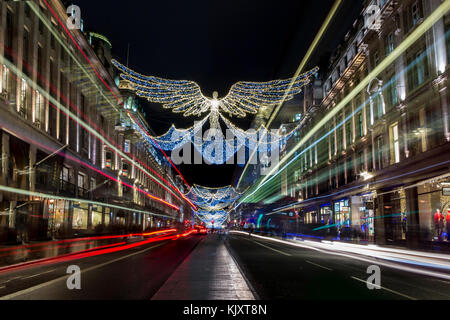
185,185,243,227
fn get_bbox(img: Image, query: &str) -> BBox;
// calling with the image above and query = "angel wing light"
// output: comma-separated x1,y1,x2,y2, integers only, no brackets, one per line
112,59,318,130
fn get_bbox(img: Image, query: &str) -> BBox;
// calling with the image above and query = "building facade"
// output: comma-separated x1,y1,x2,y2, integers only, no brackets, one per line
241,0,450,249
0,0,190,244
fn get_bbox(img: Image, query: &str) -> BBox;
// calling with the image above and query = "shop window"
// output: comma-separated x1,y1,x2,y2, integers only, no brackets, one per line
91,205,103,227
72,202,88,230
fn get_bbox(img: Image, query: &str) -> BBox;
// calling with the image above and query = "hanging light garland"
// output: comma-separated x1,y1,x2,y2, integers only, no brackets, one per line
112,59,317,130
112,60,317,165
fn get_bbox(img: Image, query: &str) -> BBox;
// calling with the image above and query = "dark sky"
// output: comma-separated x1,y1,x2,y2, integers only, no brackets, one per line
72,0,362,187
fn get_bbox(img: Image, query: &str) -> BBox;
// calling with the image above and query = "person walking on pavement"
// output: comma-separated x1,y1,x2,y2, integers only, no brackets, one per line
446,210,450,241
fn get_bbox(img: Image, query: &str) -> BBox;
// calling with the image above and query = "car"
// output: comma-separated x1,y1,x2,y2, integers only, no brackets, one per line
194,225,208,235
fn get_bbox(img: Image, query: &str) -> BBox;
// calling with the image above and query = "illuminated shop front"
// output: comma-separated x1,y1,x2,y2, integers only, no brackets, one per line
104,207,111,226
91,205,103,228
351,194,375,242
45,199,69,236
334,198,351,230
72,202,89,230
319,203,332,225
417,177,450,241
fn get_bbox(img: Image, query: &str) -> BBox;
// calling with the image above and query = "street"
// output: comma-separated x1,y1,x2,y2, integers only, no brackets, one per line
0,233,448,300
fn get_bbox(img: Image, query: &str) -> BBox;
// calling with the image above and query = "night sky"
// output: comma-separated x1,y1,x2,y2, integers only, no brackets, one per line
72,0,362,187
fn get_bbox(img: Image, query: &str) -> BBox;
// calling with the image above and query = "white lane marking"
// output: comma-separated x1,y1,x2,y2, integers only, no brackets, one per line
21,269,57,280
306,260,333,271
0,276,23,286
351,276,417,300
250,240,292,257
0,242,166,300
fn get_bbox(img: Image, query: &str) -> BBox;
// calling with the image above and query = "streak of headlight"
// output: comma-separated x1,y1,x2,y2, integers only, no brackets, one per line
241,38,446,205
0,118,180,210
0,231,181,275
230,231,450,280
239,0,450,204
236,0,342,190
40,0,194,198
0,184,175,219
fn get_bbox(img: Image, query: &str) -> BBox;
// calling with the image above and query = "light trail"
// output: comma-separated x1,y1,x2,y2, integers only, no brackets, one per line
236,0,342,190
238,0,450,205
0,114,180,210
230,231,450,280
0,184,176,219
0,229,181,275
1,57,181,210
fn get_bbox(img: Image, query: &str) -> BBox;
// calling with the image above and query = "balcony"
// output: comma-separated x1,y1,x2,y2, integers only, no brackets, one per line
59,179,76,196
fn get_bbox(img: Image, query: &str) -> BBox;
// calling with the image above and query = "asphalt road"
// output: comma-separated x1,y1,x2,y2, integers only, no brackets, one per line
0,236,203,300
226,233,450,300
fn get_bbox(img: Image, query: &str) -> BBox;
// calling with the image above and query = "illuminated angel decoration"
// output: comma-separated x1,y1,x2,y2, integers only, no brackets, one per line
112,60,318,130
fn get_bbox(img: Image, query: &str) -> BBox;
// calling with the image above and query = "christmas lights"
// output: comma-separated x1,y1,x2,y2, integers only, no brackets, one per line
112,59,318,132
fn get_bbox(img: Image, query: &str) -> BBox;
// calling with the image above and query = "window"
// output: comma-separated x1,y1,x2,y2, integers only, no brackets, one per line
34,90,43,125
390,123,400,164
345,121,352,147
412,2,421,26
358,150,365,173
25,3,31,17
105,150,112,168
357,112,363,138
61,167,69,181
23,28,30,65
376,136,384,170
77,173,85,189
20,78,28,115
5,9,13,60
122,162,129,177
407,49,429,91
124,139,131,153
0,65,9,93
385,33,394,56
385,79,398,109
373,51,379,67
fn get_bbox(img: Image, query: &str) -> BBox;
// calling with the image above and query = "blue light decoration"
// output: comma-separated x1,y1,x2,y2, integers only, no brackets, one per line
186,185,244,227
130,112,300,165
112,59,318,165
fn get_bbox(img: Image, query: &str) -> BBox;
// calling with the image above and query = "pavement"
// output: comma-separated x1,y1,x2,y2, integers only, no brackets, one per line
152,234,255,300
226,232,450,300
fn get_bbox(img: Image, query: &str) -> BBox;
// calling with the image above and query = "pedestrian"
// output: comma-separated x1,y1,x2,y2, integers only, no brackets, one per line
446,210,450,241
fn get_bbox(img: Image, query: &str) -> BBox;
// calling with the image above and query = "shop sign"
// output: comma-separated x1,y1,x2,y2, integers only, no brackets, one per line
342,207,350,214
443,188,450,196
